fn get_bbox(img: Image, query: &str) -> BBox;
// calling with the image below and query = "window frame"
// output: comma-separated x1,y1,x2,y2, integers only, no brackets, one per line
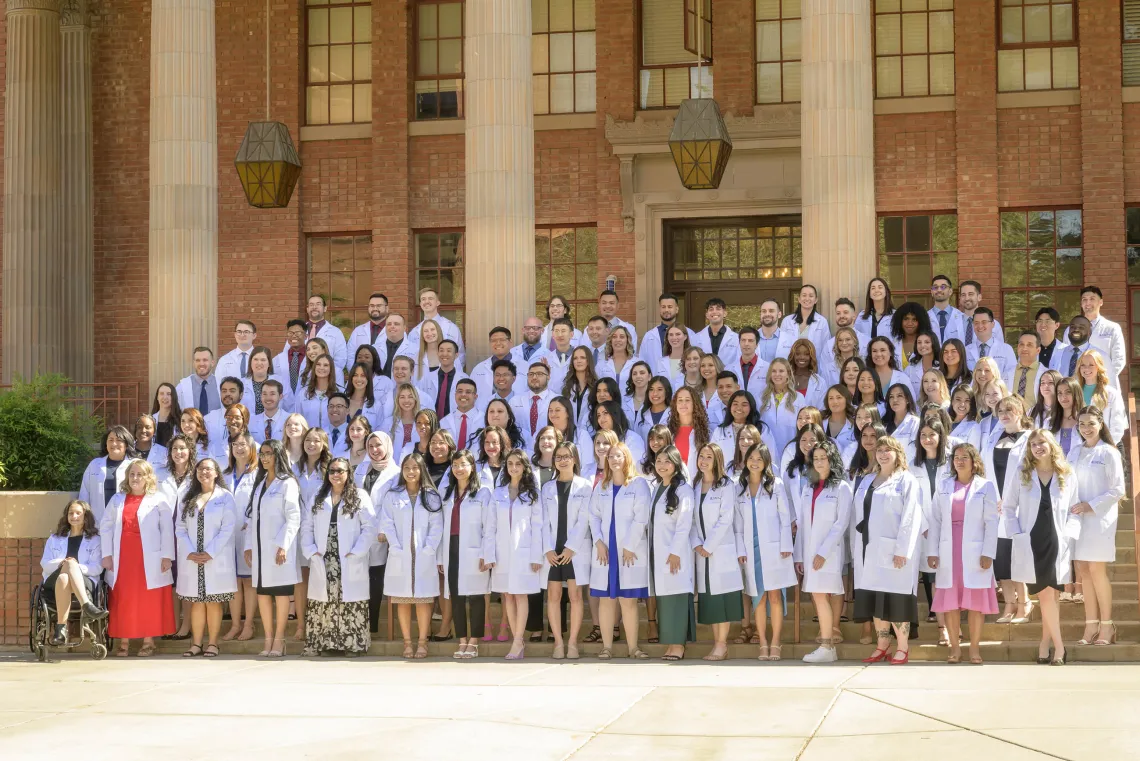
996,0,1079,92
684,0,714,59
534,224,599,329
413,228,467,329
637,0,713,110
754,0,802,105
871,0,956,99
1124,205,1140,374
877,211,959,308
1123,0,1140,86
998,205,1084,345
413,0,466,121
306,232,374,333
532,0,598,115
304,0,373,126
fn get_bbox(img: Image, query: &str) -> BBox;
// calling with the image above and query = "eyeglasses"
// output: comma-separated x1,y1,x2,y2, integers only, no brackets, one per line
258,451,275,458
235,330,255,336
931,285,949,291
328,468,348,475
554,454,574,462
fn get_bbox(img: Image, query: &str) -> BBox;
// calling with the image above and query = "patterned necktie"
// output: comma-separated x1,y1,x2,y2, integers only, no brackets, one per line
979,342,989,358
264,417,273,441
530,395,540,435
1068,349,1079,377
964,318,974,346
199,380,209,411
936,310,948,342
289,351,302,390
331,427,340,448
458,414,468,449
1017,367,1028,397
239,352,248,377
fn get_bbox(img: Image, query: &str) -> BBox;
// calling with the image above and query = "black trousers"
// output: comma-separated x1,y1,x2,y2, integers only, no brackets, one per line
368,564,386,633
448,540,486,638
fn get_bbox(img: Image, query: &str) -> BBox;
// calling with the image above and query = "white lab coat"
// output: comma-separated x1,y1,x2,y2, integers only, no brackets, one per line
638,323,698,371
438,486,495,597
630,405,670,441
243,477,303,588
174,490,238,598
176,374,220,413
78,456,138,522
99,492,175,590
776,313,831,362
927,306,968,345
759,392,806,454
296,388,334,430
854,311,894,341
538,476,594,584
1003,363,1047,404
215,347,253,388
589,477,651,593
965,340,1016,376
926,476,999,590
691,325,741,371
578,428,646,475
1080,315,1127,387
159,474,193,517
440,408,480,451
359,460,401,565
1071,441,1124,562
595,356,635,392
300,490,376,603
690,480,743,596
378,488,444,598
647,481,696,597
273,350,346,395
416,367,470,416
792,480,853,595
41,533,103,581
735,478,797,595
382,418,421,464
510,388,556,448
490,487,544,594
226,469,257,576
949,419,983,450
138,444,169,482
794,374,828,410
250,411,288,443
407,314,466,368
240,374,296,416
876,369,915,399
850,470,923,596
283,322,348,373
980,430,1028,527
1004,471,1081,585
1086,384,1128,444
470,354,529,401
889,413,921,446
909,459,952,572
822,417,856,450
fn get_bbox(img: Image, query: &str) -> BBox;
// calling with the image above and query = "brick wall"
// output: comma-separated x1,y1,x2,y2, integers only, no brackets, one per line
996,106,1083,208
874,112,958,212
713,0,754,116
301,139,374,234
409,134,466,230
0,538,44,646
90,0,151,388
1124,103,1140,203
536,129,597,225
216,0,305,359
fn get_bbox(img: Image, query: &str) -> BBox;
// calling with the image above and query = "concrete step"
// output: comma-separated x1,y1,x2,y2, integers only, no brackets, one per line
797,620,1139,642
1109,563,1136,581
1118,531,1135,549
139,637,1140,663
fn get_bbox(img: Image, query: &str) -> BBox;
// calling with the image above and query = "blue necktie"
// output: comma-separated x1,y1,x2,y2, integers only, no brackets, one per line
936,310,948,342
239,352,248,377
331,427,340,448
1067,349,1079,377
199,380,208,411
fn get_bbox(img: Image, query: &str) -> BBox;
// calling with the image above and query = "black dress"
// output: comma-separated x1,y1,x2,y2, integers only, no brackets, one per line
1027,478,1062,595
547,481,575,583
991,431,1023,582
853,483,919,624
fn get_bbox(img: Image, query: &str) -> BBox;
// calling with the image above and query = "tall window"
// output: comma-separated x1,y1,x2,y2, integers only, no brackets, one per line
535,226,598,328
640,0,713,109
755,0,801,104
1000,209,1082,343
878,214,958,307
1125,208,1140,373
306,0,372,125
414,231,466,330
415,1,464,120
873,0,954,98
308,234,373,333
1125,0,1140,85
998,0,1077,91
671,224,803,282
533,0,597,114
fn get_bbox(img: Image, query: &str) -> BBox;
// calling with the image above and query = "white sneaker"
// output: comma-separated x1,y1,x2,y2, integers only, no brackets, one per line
802,645,838,663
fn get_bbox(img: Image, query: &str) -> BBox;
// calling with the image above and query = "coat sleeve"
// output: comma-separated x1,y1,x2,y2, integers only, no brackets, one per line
1002,470,1024,537
791,485,804,563
817,482,852,560
980,482,1000,560
891,475,923,560
350,494,377,558
1107,388,1127,444
78,462,93,504
174,508,191,554
618,480,650,553
530,497,545,566
205,495,236,560
1062,479,1083,542
776,486,794,555
423,503,444,555
277,480,302,551
40,537,61,578
481,492,497,564
565,484,589,556
926,488,944,560
588,486,604,548
80,537,102,578
99,499,115,559
732,493,747,558
540,485,556,555
1088,446,1125,524
670,491,695,559
299,501,317,559
158,500,176,562
703,485,736,552
378,495,402,551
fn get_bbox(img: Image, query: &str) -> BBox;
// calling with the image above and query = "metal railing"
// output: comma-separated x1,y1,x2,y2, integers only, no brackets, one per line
0,382,143,429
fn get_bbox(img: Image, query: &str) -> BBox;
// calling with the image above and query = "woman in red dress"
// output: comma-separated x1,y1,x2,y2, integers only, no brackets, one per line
100,460,176,656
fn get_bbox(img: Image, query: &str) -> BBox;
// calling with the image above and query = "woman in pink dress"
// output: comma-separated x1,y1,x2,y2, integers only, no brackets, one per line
927,443,1000,665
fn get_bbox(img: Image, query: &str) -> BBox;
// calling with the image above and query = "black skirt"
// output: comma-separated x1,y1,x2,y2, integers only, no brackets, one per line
853,589,918,624
1028,480,1062,595
42,568,98,608
994,538,1013,582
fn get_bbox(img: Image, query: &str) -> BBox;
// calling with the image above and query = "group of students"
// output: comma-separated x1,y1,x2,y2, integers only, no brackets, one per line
44,276,1128,664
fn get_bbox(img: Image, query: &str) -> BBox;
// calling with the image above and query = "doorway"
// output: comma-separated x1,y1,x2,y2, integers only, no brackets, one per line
663,217,803,330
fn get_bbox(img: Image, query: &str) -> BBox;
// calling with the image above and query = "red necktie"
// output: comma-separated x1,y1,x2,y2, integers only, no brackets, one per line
530,395,540,435
458,414,468,449
436,373,449,418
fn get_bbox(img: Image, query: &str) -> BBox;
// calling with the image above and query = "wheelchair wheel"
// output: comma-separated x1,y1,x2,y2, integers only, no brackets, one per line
91,643,108,661
34,642,47,662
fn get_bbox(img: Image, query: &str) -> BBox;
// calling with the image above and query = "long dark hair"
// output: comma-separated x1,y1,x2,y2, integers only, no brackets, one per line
862,276,895,320
346,361,377,409
181,458,230,520
717,390,762,432
1076,405,1115,447
654,445,688,514
476,425,509,467
500,449,540,503
353,344,384,377
54,499,99,538
913,420,949,467
809,440,845,488
642,424,673,475
313,457,363,517
940,338,971,389
150,381,183,425
625,360,654,398
884,383,917,432
793,284,821,325
545,395,579,445
551,441,582,477
561,346,598,400
246,439,298,518
443,449,482,501
848,422,887,479
890,301,932,342
786,423,826,479
165,433,198,484
483,398,525,450
736,441,776,497
590,377,622,416
590,399,632,440
392,452,443,512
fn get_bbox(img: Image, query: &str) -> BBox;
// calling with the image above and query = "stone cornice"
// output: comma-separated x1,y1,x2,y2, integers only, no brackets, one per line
605,105,800,153
6,0,61,14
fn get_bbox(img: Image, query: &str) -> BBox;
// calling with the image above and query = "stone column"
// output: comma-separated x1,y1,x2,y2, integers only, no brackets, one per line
2,0,63,383
148,0,218,393
800,0,877,315
464,0,534,365
60,0,94,383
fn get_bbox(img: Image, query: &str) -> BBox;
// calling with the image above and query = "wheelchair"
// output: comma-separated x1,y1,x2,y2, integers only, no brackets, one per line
28,577,111,662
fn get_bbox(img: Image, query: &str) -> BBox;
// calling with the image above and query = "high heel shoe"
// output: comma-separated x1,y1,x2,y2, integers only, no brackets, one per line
1094,621,1117,646
268,638,286,657
862,647,890,663
258,638,272,658
482,624,492,642
1050,649,1068,666
889,649,909,665
1077,620,1100,645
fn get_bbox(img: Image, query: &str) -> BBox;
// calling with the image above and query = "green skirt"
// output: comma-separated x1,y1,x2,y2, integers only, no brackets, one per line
697,590,744,625
656,593,696,645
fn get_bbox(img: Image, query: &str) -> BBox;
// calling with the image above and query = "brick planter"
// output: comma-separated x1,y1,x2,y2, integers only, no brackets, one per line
0,492,77,646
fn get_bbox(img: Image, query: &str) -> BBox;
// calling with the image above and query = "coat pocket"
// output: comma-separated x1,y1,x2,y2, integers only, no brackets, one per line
873,536,903,572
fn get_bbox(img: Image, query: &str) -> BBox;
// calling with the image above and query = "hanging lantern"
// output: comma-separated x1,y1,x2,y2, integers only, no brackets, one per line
235,121,303,209
668,98,733,190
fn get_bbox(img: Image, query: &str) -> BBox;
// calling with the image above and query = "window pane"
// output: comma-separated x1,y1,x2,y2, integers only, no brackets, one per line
440,3,463,37
1128,246,1140,284
533,35,550,73
309,8,329,45
330,84,353,122
354,6,371,42
533,0,549,32
877,56,902,97
902,0,925,10
1028,210,1054,247
354,44,371,81
1051,2,1073,40
757,63,782,102
576,0,596,29
933,215,958,250
905,215,931,251
1024,47,1052,89
309,46,329,83
1004,291,1027,328
756,0,780,20
640,68,664,108
576,31,596,70
885,256,906,289
905,253,932,290
1127,208,1140,246
783,19,802,58
440,233,463,267
1023,5,1050,42
1057,209,1082,245
330,45,353,82
1053,47,1078,89
882,217,905,253
1123,44,1140,87
330,237,353,271
758,20,782,62
930,53,954,94
307,86,329,125
901,13,928,53
1056,248,1082,285
550,32,574,72
998,49,1024,91
419,40,438,76
1001,212,1027,248
783,61,802,101
665,66,690,105
877,0,901,11
354,83,371,122
876,14,901,55
575,72,596,111
419,3,437,38
551,73,575,112
1001,250,1027,286
903,54,929,95
929,11,954,52
551,0,574,31
534,74,550,113
1027,249,1054,286
440,39,463,74
1001,7,1023,43
330,6,352,43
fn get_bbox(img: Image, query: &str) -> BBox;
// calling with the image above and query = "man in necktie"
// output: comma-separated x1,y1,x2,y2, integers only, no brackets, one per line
512,362,552,448
530,394,540,436
1064,315,1093,378
737,328,760,390
253,380,285,442
326,393,350,454
182,346,219,413
1010,332,1041,405
447,379,479,449
928,274,958,344
585,316,609,368
280,319,308,392
200,379,209,412
434,340,460,418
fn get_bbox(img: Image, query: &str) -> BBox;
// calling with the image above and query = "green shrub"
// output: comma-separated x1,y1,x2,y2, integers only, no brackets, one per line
0,375,101,491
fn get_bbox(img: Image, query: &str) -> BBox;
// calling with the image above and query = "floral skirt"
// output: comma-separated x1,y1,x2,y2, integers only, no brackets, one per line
305,519,370,654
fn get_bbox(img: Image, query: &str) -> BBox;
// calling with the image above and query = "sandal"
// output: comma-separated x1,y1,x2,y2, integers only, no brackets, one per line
702,648,728,662
597,647,613,660
734,626,755,645
946,648,961,664
137,643,157,657
969,652,984,665
768,645,782,661
467,643,479,659
182,644,204,658
115,643,130,657
414,640,428,659
552,643,565,660
203,644,220,658
628,648,650,659
528,632,545,643
757,645,770,661
584,625,602,643
1077,620,1100,646
566,644,580,660
402,640,414,659
647,618,659,644
662,651,684,661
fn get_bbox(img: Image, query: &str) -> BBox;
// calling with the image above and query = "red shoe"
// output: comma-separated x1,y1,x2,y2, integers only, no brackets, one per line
862,648,890,663
890,649,910,665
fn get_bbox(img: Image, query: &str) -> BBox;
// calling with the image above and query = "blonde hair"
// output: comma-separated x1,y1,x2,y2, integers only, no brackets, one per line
416,318,442,381
995,394,1032,430
873,435,907,474
389,383,420,438
121,459,158,495
974,379,1010,420
971,356,1002,389
1019,429,1071,488
760,358,798,412
606,325,634,360
918,369,949,408
1076,350,1111,410
831,327,860,368
283,413,309,447
601,442,639,487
